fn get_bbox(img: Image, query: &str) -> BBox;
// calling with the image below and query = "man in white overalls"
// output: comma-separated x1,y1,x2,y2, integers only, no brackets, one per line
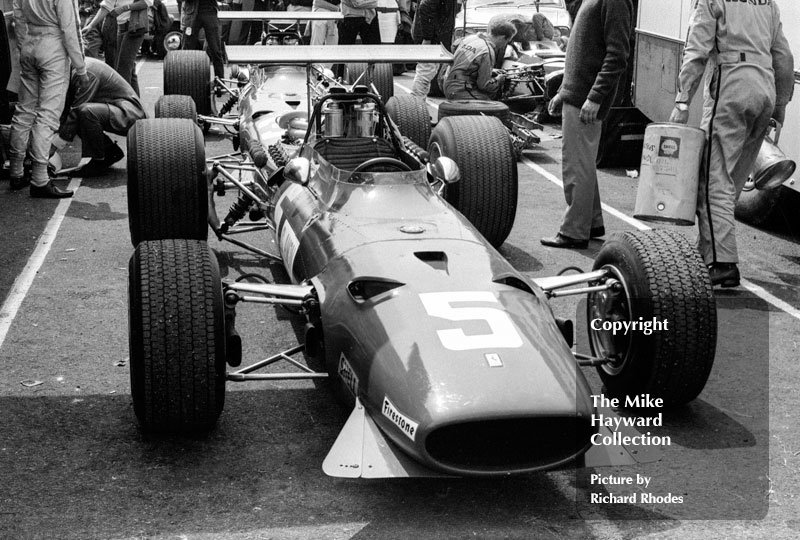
669,0,794,287
9,0,89,197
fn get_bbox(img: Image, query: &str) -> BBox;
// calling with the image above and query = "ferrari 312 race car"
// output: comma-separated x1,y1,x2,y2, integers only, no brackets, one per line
125,41,717,478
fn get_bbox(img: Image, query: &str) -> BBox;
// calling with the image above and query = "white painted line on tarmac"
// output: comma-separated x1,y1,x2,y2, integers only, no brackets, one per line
522,156,800,322
0,177,82,349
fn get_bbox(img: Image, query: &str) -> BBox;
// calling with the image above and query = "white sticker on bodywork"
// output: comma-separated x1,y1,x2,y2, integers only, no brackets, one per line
278,223,299,283
382,397,418,441
338,353,359,397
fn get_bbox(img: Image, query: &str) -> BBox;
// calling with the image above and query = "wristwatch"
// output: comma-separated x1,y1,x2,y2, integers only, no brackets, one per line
675,102,689,112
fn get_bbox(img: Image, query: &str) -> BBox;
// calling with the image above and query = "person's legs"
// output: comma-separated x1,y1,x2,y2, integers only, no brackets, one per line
8,38,40,181
558,102,602,240
116,28,146,95
411,62,439,97
27,37,70,188
199,12,225,79
102,15,118,68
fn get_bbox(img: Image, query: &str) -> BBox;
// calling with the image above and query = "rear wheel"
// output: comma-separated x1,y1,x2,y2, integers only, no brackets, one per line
346,62,394,102
164,50,212,115
154,94,197,120
386,95,431,149
127,119,208,246
588,229,716,407
428,115,517,247
437,100,511,126
129,239,226,433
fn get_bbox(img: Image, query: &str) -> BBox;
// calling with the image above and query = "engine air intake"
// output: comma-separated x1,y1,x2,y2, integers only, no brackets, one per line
425,416,593,472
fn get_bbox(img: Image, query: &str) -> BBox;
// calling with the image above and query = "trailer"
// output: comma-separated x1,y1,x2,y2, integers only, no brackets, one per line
605,0,799,225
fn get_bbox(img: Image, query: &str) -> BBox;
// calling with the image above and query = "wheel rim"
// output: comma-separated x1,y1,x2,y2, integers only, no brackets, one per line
587,264,634,375
164,32,182,52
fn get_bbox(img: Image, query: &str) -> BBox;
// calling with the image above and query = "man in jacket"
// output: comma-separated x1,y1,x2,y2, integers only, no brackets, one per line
540,0,632,248
54,57,146,177
336,0,382,78
442,18,515,100
183,0,225,81
668,0,793,287
409,0,459,97
8,0,89,198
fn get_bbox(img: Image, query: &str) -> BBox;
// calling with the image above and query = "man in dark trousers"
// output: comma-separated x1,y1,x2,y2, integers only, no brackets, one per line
55,57,146,177
540,0,632,248
409,0,459,97
183,0,226,81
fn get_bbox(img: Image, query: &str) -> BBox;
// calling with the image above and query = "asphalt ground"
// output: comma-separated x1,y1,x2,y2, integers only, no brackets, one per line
0,57,799,539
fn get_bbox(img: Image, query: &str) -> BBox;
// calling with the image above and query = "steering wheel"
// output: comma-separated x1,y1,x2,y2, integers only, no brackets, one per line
351,157,412,173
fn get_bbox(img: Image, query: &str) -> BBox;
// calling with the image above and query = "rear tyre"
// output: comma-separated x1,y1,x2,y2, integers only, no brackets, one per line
129,239,226,433
588,230,716,407
437,100,511,126
386,95,431,148
428,115,517,247
127,119,208,246
154,94,197,120
346,62,394,102
164,50,212,115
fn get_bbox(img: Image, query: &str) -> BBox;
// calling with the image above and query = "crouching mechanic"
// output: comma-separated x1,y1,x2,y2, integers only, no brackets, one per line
442,18,516,100
54,57,146,177
669,0,793,287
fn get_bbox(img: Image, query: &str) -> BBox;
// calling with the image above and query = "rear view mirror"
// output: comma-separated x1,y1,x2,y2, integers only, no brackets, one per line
285,157,311,186
428,157,460,185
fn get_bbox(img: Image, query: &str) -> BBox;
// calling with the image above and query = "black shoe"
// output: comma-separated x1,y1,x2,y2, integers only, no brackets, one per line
104,139,125,166
590,226,606,238
10,175,30,190
30,181,73,199
72,158,111,177
540,233,589,249
708,263,740,288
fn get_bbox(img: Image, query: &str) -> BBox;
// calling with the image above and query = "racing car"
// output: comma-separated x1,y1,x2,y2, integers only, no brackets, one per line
125,43,717,478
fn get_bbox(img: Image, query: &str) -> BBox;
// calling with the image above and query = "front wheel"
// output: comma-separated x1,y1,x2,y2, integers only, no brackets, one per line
428,115,517,247
129,239,226,432
587,230,716,407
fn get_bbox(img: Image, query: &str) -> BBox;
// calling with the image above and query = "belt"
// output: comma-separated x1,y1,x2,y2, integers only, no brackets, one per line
716,51,772,69
25,24,61,36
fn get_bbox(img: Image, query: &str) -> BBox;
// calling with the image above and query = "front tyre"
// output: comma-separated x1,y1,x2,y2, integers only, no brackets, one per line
129,239,226,432
428,115,517,247
127,119,208,246
588,230,716,407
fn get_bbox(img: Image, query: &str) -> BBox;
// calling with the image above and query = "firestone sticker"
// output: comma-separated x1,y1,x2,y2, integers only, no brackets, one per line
382,397,418,441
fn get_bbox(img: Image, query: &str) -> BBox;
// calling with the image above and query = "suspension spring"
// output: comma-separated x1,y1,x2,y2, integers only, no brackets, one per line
268,144,289,168
219,94,239,117
222,192,251,233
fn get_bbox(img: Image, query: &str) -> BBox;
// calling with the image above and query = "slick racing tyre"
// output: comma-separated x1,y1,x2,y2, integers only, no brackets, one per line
154,94,197,121
429,115,517,247
437,100,511,127
164,50,212,116
346,62,394,102
588,230,716,407
129,239,226,433
734,181,784,227
386,95,431,149
127,119,208,246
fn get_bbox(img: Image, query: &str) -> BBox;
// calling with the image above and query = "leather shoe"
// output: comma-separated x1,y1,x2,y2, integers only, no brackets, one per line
30,181,73,199
590,226,606,238
540,233,589,249
708,263,740,288
10,175,30,190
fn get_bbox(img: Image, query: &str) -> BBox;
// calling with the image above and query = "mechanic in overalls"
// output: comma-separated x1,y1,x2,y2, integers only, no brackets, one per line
669,0,793,287
8,0,88,198
441,17,516,100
